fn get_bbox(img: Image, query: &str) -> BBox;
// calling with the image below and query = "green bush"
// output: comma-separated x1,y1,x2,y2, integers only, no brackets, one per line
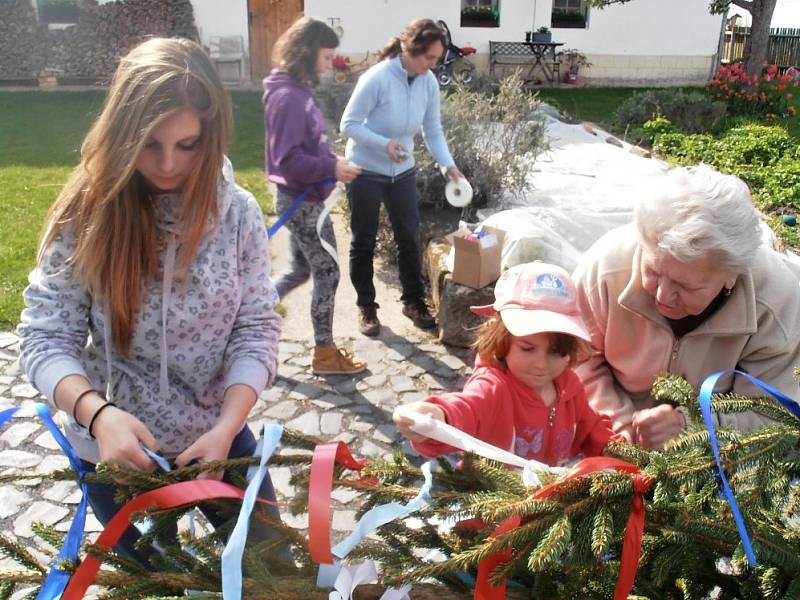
614,89,726,139
652,122,800,236
416,75,547,207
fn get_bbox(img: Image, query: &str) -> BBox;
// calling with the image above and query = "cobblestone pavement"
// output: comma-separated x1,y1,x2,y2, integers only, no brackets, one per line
0,327,473,591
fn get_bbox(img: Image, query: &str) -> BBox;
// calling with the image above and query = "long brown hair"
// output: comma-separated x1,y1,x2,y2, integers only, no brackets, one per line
272,17,340,85
39,37,232,355
377,18,447,61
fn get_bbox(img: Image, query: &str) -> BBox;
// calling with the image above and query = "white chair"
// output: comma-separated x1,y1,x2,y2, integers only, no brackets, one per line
209,35,246,83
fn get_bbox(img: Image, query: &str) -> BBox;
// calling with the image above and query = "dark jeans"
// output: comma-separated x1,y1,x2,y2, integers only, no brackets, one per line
81,425,283,569
347,168,424,306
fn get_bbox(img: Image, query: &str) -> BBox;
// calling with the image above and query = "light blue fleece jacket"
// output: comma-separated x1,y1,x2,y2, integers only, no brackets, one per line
340,56,455,178
17,158,281,463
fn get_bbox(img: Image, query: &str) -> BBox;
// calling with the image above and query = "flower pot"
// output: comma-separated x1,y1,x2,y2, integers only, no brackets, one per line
532,32,551,43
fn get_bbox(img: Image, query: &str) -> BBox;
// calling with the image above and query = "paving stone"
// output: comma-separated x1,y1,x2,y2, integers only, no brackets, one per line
263,401,299,420
349,404,374,414
358,351,386,366
260,385,290,403
0,333,19,349
3,363,20,377
320,412,343,436
349,420,372,432
418,344,446,354
42,480,78,503
288,382,325,400
283,511,308,530
10,383,39,399
351,339,384,353
33,430,62,451
362,374,387,388
332,432,356,444
332,509,358,532
438,354,467,370
332,379,358,395
405,365,426,378
363,388,395,405
0,422,40,447
0,487,30,519
331,487,359,504
312,393,351,409
389,376,417,393
0,450,43,469
400,392,428,404
293,355,312,368
278,343,306,361
56,512,103,533
277,364,305,378
35,454,70,473
285,411,320,436
0,375,11,386
14,501,69,538
270,466,295,497
360,439,387,458
374,425,399,444
0,397,14,410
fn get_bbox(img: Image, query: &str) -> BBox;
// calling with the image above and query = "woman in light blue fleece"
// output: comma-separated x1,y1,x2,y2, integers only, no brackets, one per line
18,38,285,568
340,18,464,337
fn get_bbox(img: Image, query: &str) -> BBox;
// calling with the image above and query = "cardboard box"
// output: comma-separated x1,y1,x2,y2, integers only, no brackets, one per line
446,225,506,289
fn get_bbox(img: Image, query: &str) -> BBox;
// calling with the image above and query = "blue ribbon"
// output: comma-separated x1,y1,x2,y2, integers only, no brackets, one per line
267,177,337,238
0,404,88,599
699,369,800,567
317,461,434,587
221,423,283,599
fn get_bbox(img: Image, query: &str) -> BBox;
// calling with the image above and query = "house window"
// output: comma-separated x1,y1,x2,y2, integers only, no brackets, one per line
461,0,500,28
551,0,589,29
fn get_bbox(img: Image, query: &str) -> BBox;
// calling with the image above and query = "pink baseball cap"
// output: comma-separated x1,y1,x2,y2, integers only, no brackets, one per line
470,262,591,341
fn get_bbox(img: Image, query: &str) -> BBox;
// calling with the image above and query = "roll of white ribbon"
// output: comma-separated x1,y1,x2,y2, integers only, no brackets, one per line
444,177,473,207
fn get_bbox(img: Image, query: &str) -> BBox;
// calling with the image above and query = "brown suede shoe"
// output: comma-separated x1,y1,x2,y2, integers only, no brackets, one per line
402,300,436,329
312,345,367,375
358,303,381,337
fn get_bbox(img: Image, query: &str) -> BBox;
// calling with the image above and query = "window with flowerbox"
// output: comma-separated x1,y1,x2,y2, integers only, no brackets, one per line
551,0,589,29
461,0,500,28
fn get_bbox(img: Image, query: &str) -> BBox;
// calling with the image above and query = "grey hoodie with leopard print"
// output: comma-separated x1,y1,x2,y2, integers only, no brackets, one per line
18,158,281,463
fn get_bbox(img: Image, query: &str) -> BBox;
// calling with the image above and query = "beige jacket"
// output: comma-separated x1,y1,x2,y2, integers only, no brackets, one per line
573,224,800,433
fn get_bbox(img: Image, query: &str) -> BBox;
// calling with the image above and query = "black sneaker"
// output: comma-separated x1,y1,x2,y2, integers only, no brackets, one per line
358,303,381,337
402,300,436,329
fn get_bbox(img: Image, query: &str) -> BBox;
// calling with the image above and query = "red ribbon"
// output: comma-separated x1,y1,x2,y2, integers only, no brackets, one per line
62,479,265,599
475,457,654,600
307,442,368,564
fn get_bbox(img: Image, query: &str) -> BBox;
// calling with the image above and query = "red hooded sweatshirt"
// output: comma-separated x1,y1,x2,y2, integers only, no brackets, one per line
413,357,615,466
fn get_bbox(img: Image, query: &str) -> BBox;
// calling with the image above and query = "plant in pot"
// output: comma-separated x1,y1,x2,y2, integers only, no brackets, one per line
532,26,551,43
557,48,591,83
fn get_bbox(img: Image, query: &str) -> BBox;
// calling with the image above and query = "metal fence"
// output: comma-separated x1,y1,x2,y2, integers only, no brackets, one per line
722,26,800,68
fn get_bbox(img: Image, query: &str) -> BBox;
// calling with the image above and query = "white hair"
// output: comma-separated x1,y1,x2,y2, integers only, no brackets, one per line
635,164,762,275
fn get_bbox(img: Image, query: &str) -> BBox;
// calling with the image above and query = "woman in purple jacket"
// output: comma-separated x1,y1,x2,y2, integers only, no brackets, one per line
263,17,366,375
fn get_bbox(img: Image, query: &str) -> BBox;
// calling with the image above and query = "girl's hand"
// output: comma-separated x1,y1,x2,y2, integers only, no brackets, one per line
174,426,236,481
93,406,159,472
446,166,464,182
335,158,361,183
393,401,445,443
386,141,408,163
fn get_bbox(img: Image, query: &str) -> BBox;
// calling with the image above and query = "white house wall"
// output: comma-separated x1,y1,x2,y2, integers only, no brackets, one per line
305,0,725,84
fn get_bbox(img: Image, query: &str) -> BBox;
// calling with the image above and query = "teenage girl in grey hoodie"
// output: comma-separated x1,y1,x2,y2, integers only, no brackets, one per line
18,38,285,567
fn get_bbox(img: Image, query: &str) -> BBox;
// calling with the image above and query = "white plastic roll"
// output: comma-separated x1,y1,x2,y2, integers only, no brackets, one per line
445,177,473,207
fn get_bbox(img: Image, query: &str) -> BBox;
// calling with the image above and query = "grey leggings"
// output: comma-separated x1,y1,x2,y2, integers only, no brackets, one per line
273,190,339,347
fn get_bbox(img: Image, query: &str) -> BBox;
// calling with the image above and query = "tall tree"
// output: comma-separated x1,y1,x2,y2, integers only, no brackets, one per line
585,0,779,77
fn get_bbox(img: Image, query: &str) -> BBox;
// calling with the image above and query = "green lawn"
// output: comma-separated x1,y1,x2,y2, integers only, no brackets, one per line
0,90,268,328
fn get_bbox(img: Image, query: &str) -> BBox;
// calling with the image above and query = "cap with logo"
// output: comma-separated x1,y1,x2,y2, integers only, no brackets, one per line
470,261,591,341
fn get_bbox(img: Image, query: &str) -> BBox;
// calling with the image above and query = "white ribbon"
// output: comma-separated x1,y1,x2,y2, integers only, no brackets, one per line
317,191,340,266
393,404,566,486
328,560,411,600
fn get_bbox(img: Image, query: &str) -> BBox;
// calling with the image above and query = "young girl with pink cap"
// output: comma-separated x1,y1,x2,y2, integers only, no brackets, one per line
394,261,617,466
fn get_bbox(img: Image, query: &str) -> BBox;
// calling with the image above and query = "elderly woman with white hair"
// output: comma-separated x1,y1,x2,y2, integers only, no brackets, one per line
573,164,800,450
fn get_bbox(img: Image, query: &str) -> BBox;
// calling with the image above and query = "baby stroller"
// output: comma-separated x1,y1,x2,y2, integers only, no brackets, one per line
435,20,476,87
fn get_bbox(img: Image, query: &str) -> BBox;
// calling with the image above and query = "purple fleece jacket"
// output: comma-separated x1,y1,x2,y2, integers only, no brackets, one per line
263,69,337,202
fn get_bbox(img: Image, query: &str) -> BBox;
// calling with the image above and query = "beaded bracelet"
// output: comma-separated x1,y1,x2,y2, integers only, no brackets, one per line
71,388,101,428
88,402,117,439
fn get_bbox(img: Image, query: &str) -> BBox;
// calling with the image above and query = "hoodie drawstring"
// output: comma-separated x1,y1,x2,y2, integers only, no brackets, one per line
102,319,114,402
159,235,178,401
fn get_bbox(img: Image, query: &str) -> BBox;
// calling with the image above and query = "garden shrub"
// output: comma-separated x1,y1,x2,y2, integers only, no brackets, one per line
614,88,726,138
707,62,798,118
652,121,800,226
415,75,547,207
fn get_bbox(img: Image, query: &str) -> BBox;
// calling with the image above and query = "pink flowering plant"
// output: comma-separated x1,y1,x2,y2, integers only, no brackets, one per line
706,62,798,118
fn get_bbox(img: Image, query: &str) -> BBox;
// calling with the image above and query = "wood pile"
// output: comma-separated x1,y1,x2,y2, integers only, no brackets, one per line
0,0,199,81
